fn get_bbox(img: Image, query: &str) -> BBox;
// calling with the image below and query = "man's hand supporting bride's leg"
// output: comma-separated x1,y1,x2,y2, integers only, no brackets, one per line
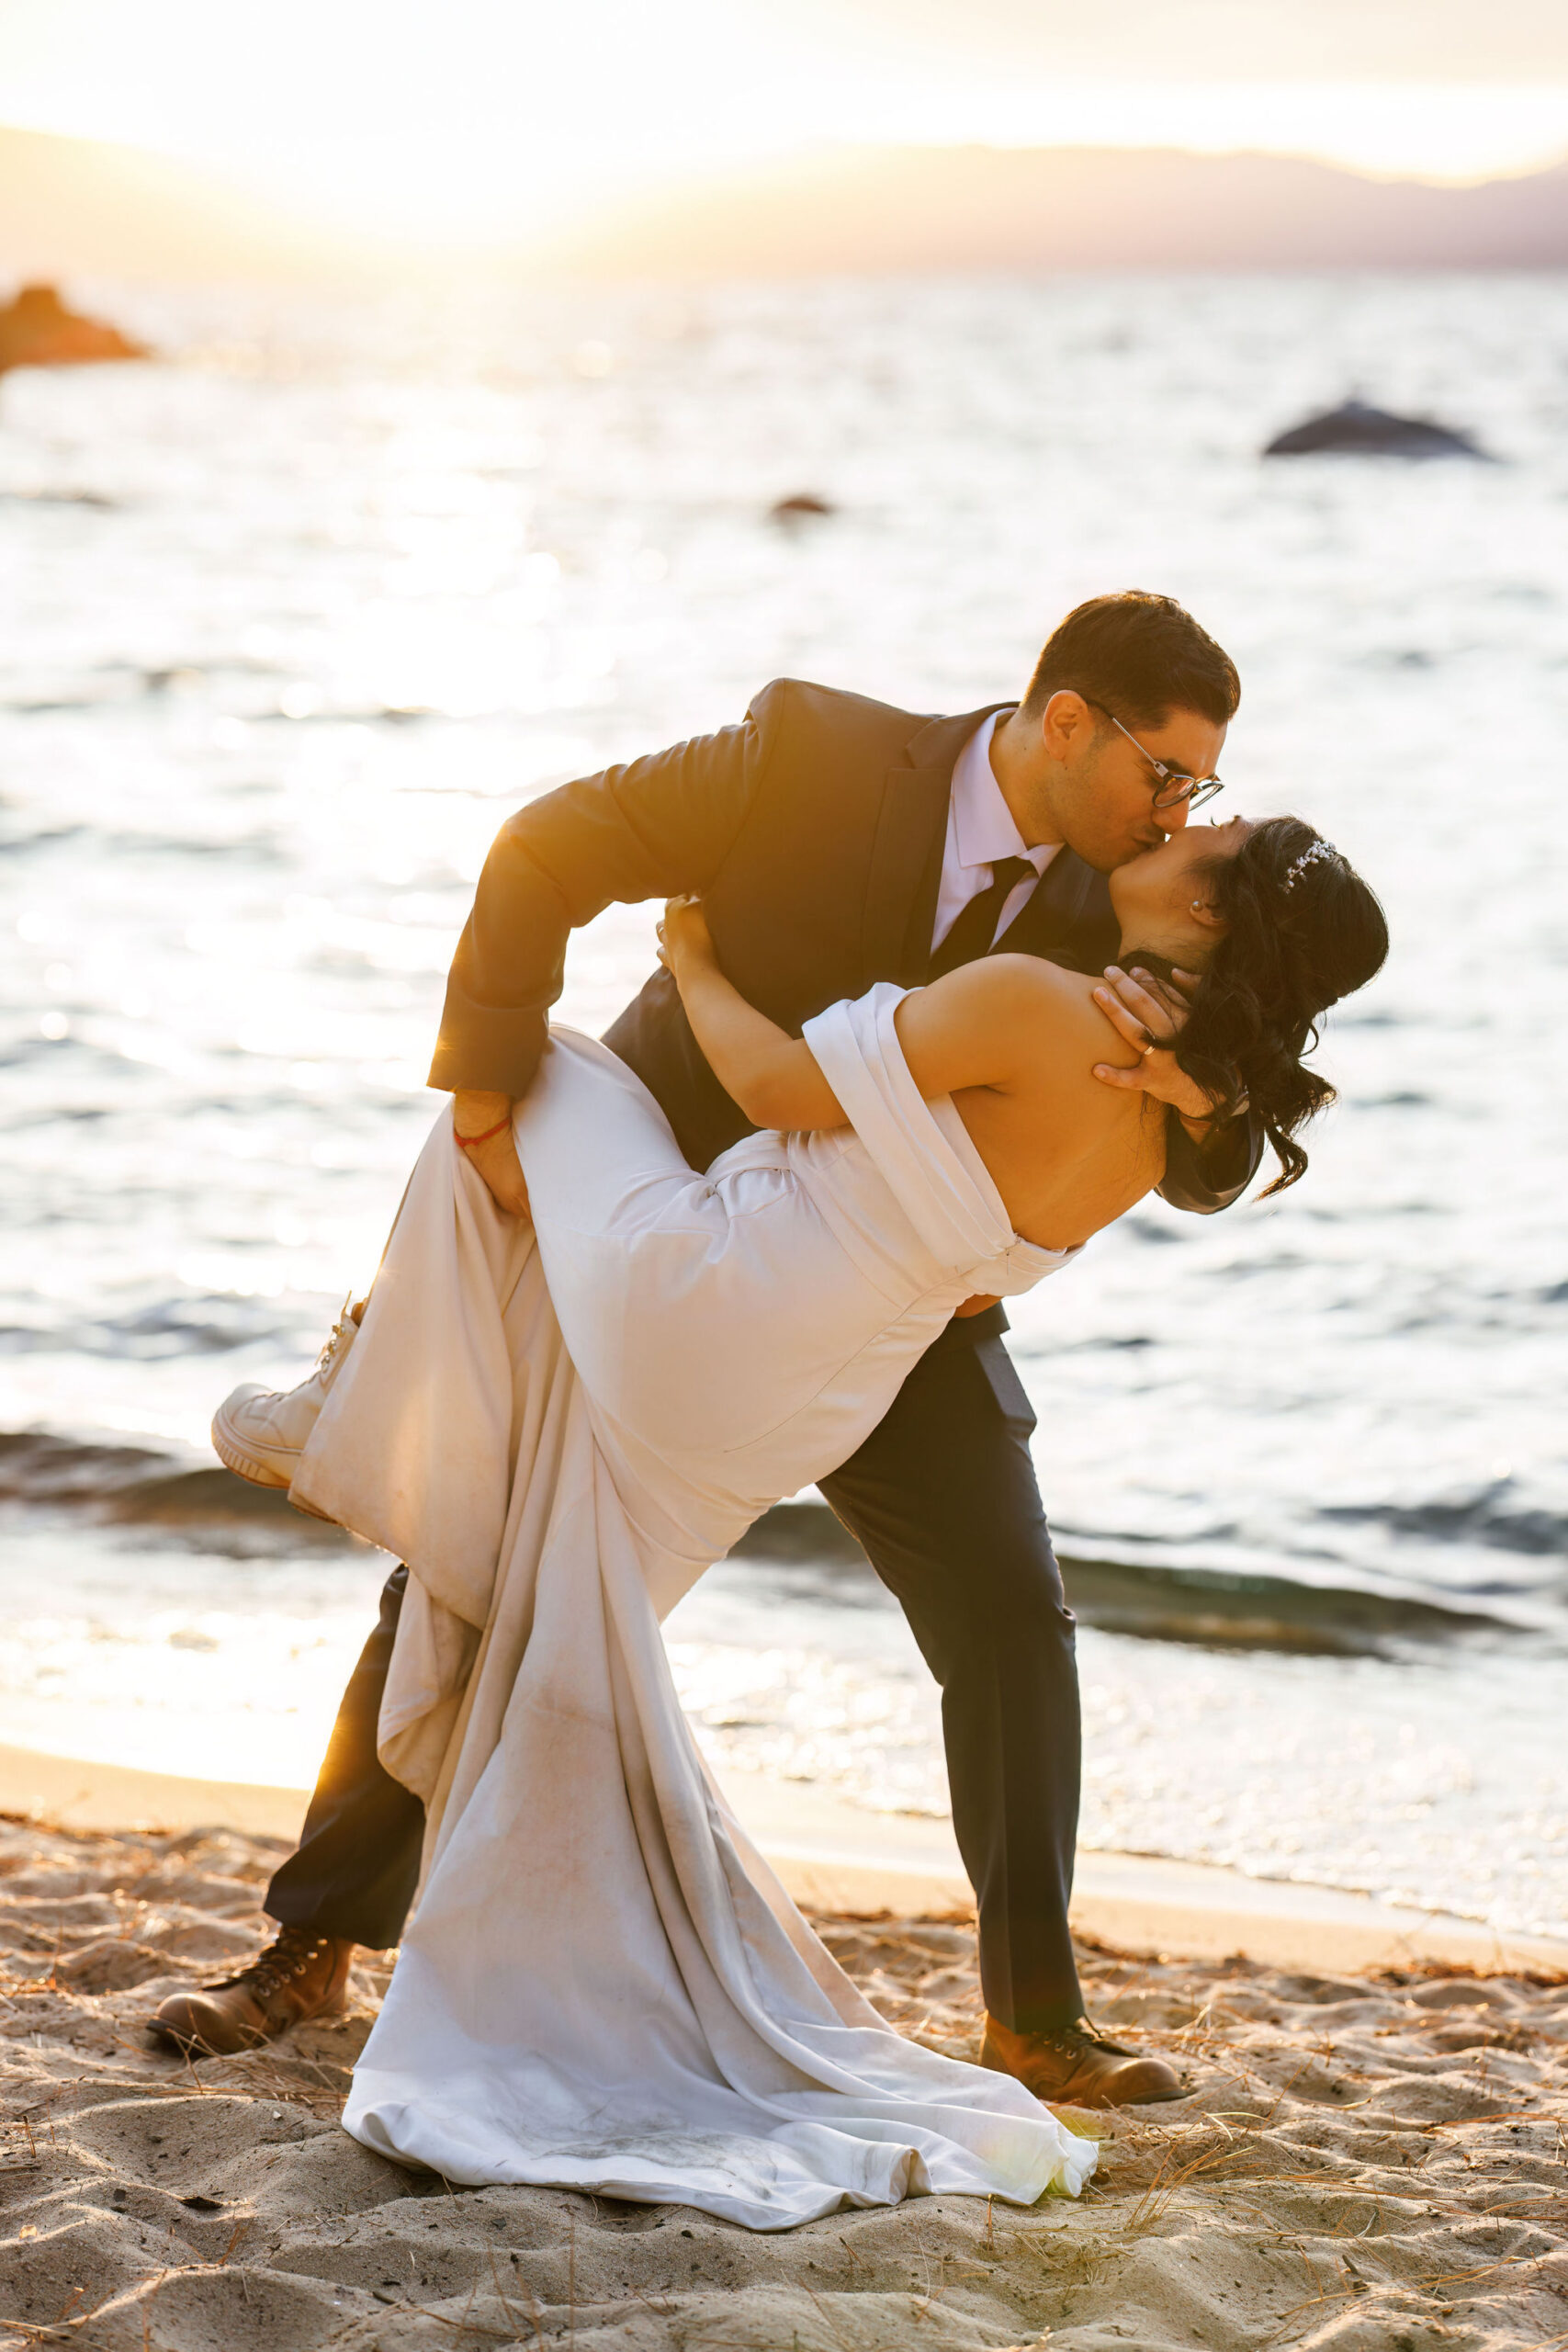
454,1089,530,1219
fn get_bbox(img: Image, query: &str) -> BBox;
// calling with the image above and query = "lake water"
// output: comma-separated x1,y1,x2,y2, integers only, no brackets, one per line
2,269,1564,1938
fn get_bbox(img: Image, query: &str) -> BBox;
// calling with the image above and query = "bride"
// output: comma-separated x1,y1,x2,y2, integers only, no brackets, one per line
260,813,1382,2229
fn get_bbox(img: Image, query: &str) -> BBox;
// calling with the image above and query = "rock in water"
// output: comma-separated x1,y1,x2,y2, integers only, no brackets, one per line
769,492,835,520
1263,399,1487,458
0,282,147,374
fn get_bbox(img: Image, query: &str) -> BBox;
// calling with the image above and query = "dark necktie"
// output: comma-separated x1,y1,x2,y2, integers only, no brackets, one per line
929,856,1036,979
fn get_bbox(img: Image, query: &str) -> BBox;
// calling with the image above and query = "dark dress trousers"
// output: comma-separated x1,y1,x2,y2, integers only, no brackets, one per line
266,680,1262,2031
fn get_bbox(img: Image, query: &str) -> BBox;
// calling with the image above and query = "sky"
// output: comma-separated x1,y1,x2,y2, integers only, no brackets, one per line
2,0,1567,240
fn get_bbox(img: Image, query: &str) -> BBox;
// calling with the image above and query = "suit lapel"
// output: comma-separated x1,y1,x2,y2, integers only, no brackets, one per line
995,848,1119,975
862,705,1010,988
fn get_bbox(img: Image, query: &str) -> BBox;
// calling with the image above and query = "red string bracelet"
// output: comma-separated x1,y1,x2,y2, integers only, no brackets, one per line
454,1116,511,1151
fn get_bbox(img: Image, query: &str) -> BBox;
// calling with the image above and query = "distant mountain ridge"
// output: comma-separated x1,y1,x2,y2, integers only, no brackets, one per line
2,119,1566,283
550,142,1568,277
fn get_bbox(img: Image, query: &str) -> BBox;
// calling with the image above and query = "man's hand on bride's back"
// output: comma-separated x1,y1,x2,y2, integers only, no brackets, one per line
453,1091,531,1220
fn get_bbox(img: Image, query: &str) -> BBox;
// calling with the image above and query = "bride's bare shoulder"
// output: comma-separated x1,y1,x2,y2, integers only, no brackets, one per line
897,955,1135,1105
976,954,1109,1038
976,954,1147,1097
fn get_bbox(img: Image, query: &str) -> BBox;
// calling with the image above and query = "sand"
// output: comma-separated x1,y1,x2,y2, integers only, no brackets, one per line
1,1814,1565,2352
7,1743,1562,1987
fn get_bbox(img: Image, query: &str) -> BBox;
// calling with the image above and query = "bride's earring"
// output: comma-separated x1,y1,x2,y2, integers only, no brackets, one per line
1190,899,1204,913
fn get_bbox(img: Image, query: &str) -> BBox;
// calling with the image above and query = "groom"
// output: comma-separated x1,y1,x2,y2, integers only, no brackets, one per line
158,591,1258,2105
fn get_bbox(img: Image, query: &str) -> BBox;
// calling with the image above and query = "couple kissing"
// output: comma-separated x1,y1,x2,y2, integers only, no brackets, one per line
161,590,1387,2230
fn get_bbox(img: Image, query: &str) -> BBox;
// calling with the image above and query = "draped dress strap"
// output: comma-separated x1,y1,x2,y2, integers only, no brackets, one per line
801,981,1077,1290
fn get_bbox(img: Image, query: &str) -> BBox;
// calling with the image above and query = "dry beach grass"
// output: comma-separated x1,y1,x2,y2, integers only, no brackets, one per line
0,1815,1564,2352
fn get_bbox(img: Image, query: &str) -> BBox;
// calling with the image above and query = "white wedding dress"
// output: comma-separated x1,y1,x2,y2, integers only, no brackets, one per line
289,983,1096,2229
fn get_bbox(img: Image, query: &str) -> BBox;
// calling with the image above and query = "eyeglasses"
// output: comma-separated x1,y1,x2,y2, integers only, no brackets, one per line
1083,697,1225,813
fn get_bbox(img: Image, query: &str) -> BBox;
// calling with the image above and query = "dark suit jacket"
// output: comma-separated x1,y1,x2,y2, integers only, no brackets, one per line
429,678,1263,1212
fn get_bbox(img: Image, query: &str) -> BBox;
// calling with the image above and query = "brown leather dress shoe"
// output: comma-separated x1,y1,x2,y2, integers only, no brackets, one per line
981,2014,1188,2109
150,1928,355,2057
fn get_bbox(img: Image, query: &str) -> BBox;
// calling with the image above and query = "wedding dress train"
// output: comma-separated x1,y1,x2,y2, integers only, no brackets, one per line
289,984,1097,2228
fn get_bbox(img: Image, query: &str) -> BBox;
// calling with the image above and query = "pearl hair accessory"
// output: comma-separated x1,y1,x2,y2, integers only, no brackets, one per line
1281,839,1339,892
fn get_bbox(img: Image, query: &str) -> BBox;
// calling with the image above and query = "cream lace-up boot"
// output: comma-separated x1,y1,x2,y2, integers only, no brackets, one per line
211,1295,359,1498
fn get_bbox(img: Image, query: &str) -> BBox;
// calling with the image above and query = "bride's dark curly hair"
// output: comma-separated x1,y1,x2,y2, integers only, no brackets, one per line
1133,817,1389,1196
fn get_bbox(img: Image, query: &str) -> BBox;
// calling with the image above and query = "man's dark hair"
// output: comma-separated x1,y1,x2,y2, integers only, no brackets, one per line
1021,592,1240,730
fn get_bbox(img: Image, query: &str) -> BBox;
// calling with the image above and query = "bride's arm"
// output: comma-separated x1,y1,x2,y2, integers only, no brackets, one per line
658,898,846,1130
658,900,1055,1132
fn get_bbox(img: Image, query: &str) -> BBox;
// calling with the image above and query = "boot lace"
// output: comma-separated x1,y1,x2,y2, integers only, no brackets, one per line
313,1295,356,1377
230,1927,332,2000
1037,2020,1131,2061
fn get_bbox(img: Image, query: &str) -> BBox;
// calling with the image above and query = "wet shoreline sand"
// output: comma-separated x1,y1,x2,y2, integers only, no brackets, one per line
6,1476,1563,1946
2,1804,1565,2351
4,1740,1563,1984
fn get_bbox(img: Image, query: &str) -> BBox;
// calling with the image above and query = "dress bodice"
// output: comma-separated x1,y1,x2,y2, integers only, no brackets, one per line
294,981,1086,1625
717,981,1077,1306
